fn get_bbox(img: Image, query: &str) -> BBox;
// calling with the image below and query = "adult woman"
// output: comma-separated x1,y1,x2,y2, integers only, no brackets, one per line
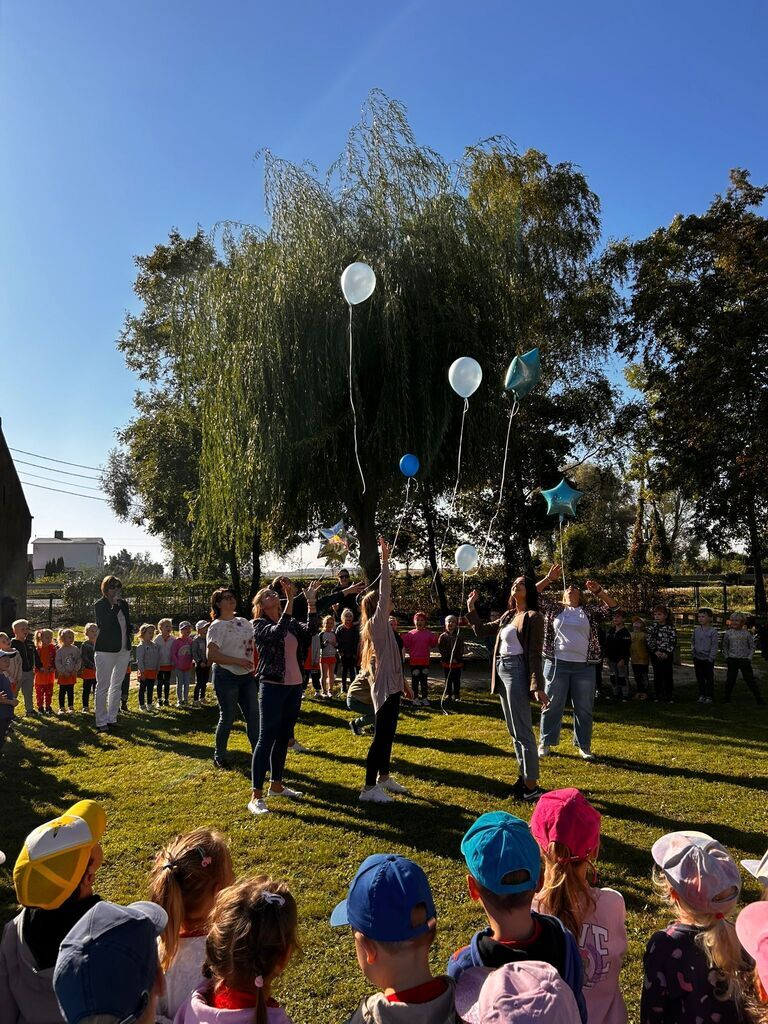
93,575,133,732
248,577,321,816
536,564,618,760
467,577,548,801
206,587,258,770
357,537,414,804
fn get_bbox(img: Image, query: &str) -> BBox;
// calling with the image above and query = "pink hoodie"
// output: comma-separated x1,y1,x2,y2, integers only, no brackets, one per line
171,635,194,672
174,987,293,1024
402,629,439,667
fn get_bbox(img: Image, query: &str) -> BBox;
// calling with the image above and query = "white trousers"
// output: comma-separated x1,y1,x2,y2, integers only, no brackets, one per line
94,650,132,727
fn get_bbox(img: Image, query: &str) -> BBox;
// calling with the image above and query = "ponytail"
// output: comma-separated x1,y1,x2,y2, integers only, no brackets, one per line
536,841,596,939
359,589,379,673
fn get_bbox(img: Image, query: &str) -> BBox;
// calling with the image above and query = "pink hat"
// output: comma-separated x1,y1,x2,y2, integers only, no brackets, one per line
477,961,581,1024
529,788,601,861
735,902,768,993
651,831,741,915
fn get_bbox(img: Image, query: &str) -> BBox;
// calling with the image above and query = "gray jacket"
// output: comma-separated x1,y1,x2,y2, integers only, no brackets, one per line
345,979,460,1024
0,911,64,1024
691,625,719,661
136,640,161,674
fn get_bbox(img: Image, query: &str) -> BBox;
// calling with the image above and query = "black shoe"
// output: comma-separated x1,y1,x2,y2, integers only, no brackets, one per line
510,778,525,800
213,755,231,770
522,784,547,802
349,719,364,736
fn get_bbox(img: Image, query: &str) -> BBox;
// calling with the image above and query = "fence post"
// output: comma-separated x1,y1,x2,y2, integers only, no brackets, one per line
48,594,54,628
722,580,727,620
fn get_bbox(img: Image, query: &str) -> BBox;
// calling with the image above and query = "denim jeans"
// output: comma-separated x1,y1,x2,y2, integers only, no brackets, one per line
175,668,192,703
496,654,539,783
251,683,303,789
540,659,595,753
347,695,375,729
213,666,259,759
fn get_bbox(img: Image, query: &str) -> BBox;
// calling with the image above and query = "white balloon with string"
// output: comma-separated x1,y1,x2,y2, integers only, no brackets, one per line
341,262,376,495
439,542,478,714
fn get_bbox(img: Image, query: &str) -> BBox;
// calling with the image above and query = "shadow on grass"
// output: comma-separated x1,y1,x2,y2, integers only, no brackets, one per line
598,754,767,792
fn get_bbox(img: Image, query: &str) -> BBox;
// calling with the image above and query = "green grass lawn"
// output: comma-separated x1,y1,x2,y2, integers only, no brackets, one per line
2,659,767,1023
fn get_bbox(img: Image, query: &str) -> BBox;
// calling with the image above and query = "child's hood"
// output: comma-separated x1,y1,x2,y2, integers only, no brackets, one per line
176,988,292,1024
349,981,457,1024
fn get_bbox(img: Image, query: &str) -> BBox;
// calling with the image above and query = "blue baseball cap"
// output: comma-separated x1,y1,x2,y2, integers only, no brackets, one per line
54,901,168,1024
330,854,436,942
461,812,541,894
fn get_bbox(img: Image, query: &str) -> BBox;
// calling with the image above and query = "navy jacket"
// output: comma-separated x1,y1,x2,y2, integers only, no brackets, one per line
252,612,319,684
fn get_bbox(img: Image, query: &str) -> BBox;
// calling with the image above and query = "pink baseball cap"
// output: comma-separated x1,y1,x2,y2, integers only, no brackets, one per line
652,831,741,915
735,901,768,993
477,961,581,1024
529,788,601,861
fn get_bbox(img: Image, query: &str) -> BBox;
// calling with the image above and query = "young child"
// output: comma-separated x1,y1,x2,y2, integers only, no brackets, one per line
335,608,360,695
530,789,627,1024
34,628,56,715
402,612,440,707
148,828,235,1024
723,611,765,704
0,633,21,692
302,633,322,698
55,629,82,715
11,618,36,717
438,615,464,702
641,830,753,1024
691,606,719,704
331,853,459,1023
172,621,195,706
346,665,374,736
447,811,587,1022
154,618,175,707
174,875,298,1024
630,616,650,699
136,624,160,710
319,615,338,697
646,605,677,702
604,610,632,701
735,901,768,1010
474,961,583,1023
79,622,98,712
0,649,20,753
191,620,210,704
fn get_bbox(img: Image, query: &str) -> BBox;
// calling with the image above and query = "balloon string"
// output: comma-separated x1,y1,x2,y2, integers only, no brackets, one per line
559,516,567,591
391,478,411,561
434,397,469,584
544,518,569,687
348,305,366,495
475,397,519,572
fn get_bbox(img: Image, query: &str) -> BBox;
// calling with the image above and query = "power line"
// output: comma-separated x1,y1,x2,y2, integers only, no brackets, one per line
19,479,108,502
13,458,101,481
9,447,102,472
17,469,104,491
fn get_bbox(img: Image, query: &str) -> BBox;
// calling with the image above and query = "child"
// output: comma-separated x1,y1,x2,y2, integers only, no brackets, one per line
604,610,632,701
148,828,235,1024
641,830,753,1023
55,629,82,714
154,618,175,707
302,632,322,698
402,612,440,707
531,788,627,1024
10,618,36,716
691,606,719,704
331,853,459,1023
79,622,98,711
735,901,768,1010
174,875,298,1024
0,633,21,693
0,650,20,753
473,962,583,1024
447,810,587,1022
438,615,464,702
723,611,765,704
319,614,338,697
335,608,360,695
191,620,210,704
34,628,56,715
136,623,160,710
172,621,195,706
646,605,677,702
630,616,650,699
346,665,375,736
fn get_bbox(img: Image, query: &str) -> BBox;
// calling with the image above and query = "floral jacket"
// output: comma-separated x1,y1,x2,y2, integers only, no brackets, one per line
252,612,319,684
646,622,677,656
539,593,610,663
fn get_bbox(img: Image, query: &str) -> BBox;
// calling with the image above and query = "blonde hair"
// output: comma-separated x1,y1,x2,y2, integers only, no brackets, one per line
203,876,298,1024
157,618,173,632
84,622,98,638
12,619,29,631
252,588,277,619
0,633,9,645
536,841,597,939
359,589,379,673
322,615,335,631
58,628,75,643
36,629,53,645
139,623,156,641
341,608,354,621
148,828,234,971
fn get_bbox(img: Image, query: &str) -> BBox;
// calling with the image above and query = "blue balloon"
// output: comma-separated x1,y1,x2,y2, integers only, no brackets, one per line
504,347,541,400
399,453,420,478
540,478,583,519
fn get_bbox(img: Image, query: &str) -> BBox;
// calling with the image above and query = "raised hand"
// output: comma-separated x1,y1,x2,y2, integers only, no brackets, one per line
379,537,390,562
467,589,480,611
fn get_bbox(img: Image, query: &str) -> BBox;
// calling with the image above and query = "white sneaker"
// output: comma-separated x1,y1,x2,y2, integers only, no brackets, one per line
421,698,431,707
267,786,303,800
697,695,706,703
359,785,394,803
538,744,551,757
247,799,270,816
378,776,409,794
578,748,596,761
288,740,309,754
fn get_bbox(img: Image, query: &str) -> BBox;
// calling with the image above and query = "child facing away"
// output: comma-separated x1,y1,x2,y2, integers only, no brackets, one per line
335,609,360,695
630,616,650,699
403,612,440,707
154,618,176,707
438,615,465,702
736,901,768,1013
172,621,195,706
33,628,56,715
641,830,754,1024
319,615,338,697
723,612,765,704
0,633,21,693
55,629,81,715
331,853,460,1023
79,622,98,711
136,623,160,710
447,810,588,1023
0,649,20,753
530,789,627,1024
10,618,36,717
604,610,632,701
148,827,235,1024
174,875,298,1024
646,605,677,702
191,620,210,704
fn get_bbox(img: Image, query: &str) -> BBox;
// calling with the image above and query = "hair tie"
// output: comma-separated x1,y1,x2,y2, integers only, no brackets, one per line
261,892,285,907
197,846,212,868
163,860,177,872
254,976,264,988
715,912,724,920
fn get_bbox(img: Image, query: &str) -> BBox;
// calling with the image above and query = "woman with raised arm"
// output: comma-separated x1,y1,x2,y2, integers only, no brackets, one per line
466,577,548,802
536,564,618,761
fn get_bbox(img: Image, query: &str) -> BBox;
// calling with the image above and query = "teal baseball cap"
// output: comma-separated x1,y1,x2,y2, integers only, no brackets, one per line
461,812,541,894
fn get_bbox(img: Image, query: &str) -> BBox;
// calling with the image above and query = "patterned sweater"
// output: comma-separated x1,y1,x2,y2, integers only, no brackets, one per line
540,593,610,663
722,629,755,660
646,622,677,656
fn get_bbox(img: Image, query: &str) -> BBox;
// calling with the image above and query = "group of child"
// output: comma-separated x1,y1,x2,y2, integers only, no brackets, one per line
2,793,768,1024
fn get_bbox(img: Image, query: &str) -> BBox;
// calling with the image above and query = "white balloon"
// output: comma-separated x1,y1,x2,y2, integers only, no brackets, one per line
454,543,479,573
341,262,376,305
448,357,483,399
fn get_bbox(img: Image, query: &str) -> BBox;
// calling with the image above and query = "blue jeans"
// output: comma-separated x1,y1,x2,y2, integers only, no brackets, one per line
251,683,303,789
496,654,539,783
212,666,259,759
175,668,192,703
347,695,375,729
539,659,595,752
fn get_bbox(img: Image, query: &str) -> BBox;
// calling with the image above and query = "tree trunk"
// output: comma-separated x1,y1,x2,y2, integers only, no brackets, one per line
421,484,448,615
247,526,262,607
348,490,380,584
745,501,767,615
228,543,243,614
503,466,534,578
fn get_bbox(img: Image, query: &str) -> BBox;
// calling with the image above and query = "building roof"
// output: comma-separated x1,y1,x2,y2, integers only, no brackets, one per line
33,537,105,545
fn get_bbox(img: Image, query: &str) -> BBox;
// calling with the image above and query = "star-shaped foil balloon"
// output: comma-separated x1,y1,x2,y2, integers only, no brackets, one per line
540,479,584,519
504,347,541,401
317,520,352,564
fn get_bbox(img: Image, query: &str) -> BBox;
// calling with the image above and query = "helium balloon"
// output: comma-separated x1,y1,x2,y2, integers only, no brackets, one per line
504,347,541,401
317,520,352,563
341,262,376,305
399,453,420,478
448,357,483,399
454,543,479,573
540,479,584,519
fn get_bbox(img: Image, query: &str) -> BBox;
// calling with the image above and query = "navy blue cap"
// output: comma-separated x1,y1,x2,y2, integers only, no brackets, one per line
53,901,167,1024
461,812,541,894
330,854,436,942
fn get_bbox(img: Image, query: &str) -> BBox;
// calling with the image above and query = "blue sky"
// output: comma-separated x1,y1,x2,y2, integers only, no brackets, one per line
1,0,766,562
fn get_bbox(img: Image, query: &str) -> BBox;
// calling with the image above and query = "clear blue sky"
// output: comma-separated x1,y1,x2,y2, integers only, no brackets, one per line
1,0,765,561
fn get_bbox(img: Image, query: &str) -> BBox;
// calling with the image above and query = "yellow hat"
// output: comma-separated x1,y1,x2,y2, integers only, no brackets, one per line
14,800,106,910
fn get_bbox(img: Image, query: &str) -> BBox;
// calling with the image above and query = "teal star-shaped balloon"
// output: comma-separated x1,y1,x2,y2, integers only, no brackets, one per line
504,347,541,401
317,520,352,564
540,479,583,519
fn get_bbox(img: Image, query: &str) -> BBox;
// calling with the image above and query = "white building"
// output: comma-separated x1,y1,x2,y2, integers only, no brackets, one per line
32,531,105,577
